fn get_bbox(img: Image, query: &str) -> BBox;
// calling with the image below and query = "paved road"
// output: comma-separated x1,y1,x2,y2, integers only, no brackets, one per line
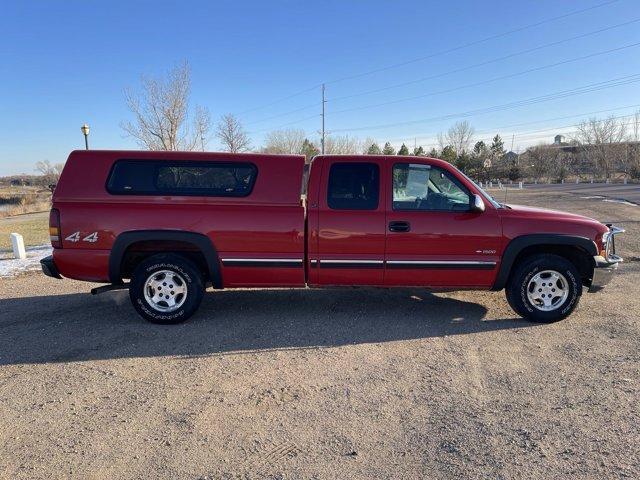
522,182,640,204
0,210,48,224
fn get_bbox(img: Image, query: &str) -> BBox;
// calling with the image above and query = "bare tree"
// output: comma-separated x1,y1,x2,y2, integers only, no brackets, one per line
324,135,361,154
35,160,64,184
194,106,212,151
121,61,211,151
438,120,475,155
522,145,556,183
632,110,640,142
263,129,306,154
215,113,251,153
574,116,627,179
35,160,64,176
629,110,640,178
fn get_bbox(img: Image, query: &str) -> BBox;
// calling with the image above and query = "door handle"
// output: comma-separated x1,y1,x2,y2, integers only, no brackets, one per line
389,221,410,232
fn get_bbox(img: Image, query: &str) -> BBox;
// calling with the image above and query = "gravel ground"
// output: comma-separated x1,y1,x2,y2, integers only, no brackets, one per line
0,190,638,479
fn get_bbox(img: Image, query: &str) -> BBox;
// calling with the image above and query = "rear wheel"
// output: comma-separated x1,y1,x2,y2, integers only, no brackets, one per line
129,253,204,324
505,254,582,323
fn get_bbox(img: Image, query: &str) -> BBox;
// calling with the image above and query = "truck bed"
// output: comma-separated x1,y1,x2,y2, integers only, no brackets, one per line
52,150,307,286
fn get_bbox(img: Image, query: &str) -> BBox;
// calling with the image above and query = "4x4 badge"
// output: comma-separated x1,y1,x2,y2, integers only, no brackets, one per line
65,231,98,243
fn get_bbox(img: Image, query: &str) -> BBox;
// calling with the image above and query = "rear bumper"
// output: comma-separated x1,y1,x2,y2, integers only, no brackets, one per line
40,255,62,279
589,255,621,293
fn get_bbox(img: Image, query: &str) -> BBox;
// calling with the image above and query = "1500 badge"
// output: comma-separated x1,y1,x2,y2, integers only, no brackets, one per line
65,231,99,243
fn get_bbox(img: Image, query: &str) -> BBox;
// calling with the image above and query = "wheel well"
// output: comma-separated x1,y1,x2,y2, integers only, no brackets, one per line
120,240,210,281
510,244,595,285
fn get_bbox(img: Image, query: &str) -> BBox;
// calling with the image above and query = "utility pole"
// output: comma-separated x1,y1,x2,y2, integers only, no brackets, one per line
321,84,326,154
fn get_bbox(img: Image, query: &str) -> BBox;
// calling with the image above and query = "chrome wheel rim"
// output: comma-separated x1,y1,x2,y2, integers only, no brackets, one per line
526,270,569,312
143,270,188,313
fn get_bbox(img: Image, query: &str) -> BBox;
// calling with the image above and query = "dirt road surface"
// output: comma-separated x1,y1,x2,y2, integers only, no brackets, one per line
0,190,638,479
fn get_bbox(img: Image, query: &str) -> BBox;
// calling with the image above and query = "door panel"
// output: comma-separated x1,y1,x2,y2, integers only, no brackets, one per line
315,158,386,286
384,160,502,287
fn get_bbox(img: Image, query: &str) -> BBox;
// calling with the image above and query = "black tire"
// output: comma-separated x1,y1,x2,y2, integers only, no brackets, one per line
129,253,204,324
505,253,582,323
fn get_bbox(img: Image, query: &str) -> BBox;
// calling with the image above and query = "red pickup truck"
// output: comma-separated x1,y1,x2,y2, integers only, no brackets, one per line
41,150,623,324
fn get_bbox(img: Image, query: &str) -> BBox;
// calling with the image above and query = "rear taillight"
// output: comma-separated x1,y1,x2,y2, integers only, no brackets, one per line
49,208,62,248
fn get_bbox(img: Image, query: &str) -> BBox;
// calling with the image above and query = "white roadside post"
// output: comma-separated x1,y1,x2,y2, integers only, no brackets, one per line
10,233,26,260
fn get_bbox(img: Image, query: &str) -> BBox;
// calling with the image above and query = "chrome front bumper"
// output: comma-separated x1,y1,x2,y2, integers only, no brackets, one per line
588,225,624,293
589,255,621,292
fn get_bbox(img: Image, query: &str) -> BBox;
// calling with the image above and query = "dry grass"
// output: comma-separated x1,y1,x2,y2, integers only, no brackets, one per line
0,213,49,250
0,187,51,218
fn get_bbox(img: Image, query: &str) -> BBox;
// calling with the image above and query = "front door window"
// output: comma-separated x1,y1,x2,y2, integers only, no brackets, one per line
392,163,469,211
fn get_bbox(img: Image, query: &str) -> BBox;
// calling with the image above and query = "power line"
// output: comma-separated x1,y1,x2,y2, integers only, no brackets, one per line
244,102,317,125
236,84,321,116
383,113,639,151
495,114,638,142
329,42,640,116
248,78,640,136
328,17,640,103
243,17,640,131
247,113,320,134
324,0,620,85
329,73,640,133
385,103,640,144
234,0,619,120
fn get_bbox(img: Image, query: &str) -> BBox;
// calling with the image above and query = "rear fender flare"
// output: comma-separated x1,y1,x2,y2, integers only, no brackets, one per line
492,234,597,291
109,230,222,288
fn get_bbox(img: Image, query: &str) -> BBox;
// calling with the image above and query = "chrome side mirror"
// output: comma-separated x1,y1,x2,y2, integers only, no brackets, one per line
471,194,485,212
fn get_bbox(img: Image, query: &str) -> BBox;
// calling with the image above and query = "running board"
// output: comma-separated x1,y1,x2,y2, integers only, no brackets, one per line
91,283,128,295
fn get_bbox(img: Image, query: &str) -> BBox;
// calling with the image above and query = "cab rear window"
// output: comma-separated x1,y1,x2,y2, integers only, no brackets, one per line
106,160,257,197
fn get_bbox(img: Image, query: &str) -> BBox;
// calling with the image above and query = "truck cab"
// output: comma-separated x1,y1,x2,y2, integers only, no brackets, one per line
306,155,501,289
41,151,624,324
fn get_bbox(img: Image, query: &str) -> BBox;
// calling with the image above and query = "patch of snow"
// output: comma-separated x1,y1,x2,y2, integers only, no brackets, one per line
0,245,52,278
602,198,637,207
580,195,605,199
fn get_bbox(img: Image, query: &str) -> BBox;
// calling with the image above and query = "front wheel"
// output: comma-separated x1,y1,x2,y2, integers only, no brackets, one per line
505,254,582,323
129,254,204,324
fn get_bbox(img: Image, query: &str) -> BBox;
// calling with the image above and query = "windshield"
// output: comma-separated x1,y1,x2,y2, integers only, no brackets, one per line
457,170,502,209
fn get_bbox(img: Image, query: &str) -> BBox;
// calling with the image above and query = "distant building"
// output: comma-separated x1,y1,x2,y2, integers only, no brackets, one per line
554,134,566,145
502,151,519,164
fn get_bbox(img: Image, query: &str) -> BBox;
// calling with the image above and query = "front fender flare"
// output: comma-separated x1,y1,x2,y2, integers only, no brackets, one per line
492,234,597,291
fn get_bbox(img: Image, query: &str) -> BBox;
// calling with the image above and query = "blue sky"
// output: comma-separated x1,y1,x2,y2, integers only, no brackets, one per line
1,0,639,175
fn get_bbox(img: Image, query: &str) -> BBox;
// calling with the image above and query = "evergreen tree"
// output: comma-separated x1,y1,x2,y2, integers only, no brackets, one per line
471,140,490,180
366,143,382,155
441,145,457,164
382,142,396,155
413,145,425,156
428,148,439,158
455,152,471,173
473,140,488,156
300,138,319,161
490,134,505,158
397,143,409,155
507,163,522,182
